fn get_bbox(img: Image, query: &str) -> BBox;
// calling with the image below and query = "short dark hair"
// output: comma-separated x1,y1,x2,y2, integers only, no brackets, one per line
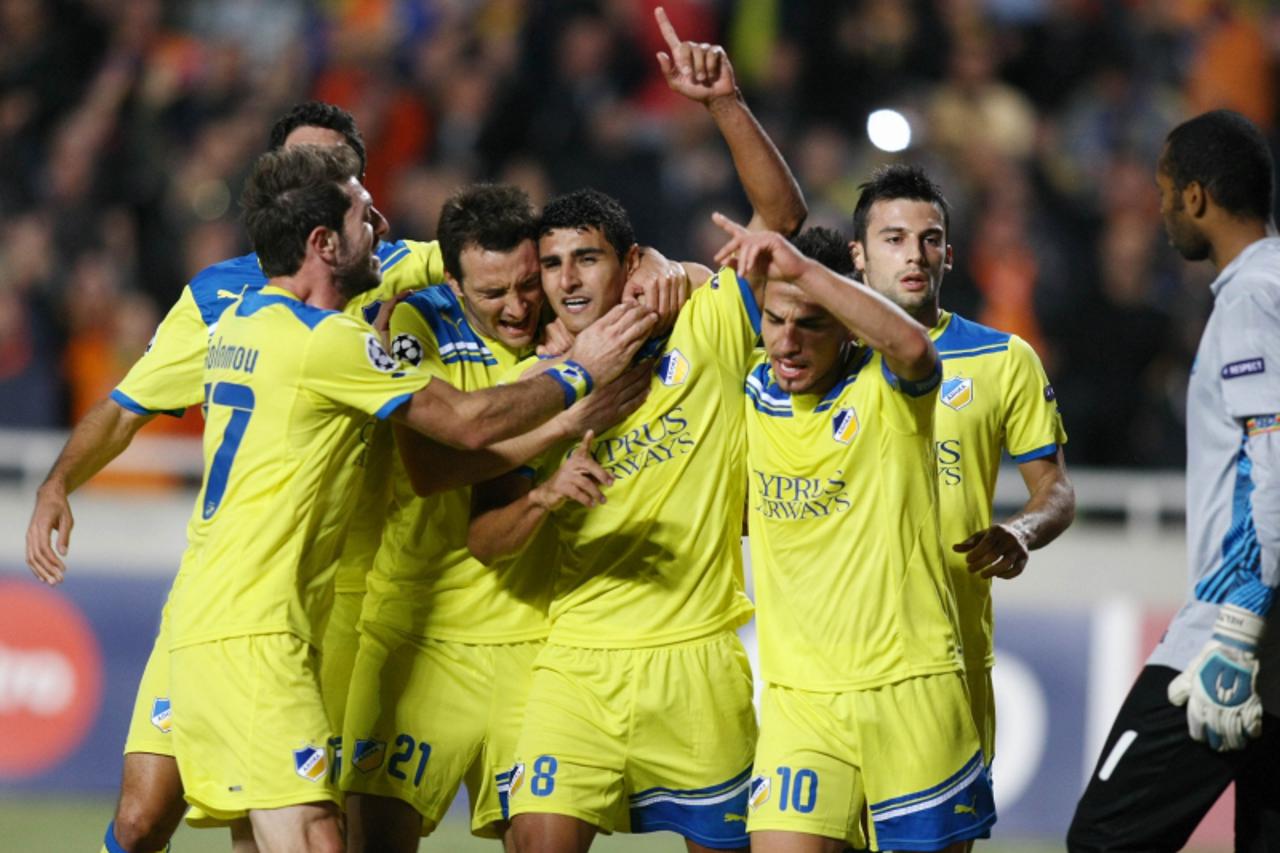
1161,109,1274,221
539,188,635,259
241,145,360,277
851,164,950,245
793,226,854,276
437,184,539,281
268,101,367,179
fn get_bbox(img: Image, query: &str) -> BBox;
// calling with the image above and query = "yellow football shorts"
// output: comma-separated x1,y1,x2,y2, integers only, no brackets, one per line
748,672,995,851
965,661,996,766
170,633,339,822
508,631,756,850
122,603,173,757
319,589,364,734
339,620,541,838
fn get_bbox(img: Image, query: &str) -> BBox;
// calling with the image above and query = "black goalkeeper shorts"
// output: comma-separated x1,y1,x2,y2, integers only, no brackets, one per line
1067,664,1280,852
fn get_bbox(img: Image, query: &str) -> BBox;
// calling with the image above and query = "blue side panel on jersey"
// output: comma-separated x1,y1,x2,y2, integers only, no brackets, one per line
108,389,185,418
405,287,497,365
935,313,1011,361
870,751,996,851
736,275,762,334
362,301,382,324
235,290,334,330
629,768,751,850
1196,435,1262,604
188,252,267,327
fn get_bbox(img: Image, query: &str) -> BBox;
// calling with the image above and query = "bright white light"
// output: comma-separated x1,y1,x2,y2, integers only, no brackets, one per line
867,109,912,153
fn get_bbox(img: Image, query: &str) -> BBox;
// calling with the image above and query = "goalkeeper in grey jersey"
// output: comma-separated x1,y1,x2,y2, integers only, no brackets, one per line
1069,110,1280,852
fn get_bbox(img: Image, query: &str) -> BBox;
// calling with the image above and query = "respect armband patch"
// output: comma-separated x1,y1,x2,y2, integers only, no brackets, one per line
1246,414,1280,437
1222,358,1265,380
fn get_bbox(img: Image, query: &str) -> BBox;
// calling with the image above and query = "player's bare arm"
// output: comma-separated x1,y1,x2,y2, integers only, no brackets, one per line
26,398,154,584
655,6,806,237
713,213,936,380
468,432,612,565
394,362,650,496
954,449,1076,579
394,302,656,449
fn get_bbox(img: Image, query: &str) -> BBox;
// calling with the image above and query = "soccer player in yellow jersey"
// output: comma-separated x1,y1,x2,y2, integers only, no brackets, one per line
467,12,805,851
167,144,654,852
849,166,1075,774
711,216,995,852
339,183,651,852
24,102,447,853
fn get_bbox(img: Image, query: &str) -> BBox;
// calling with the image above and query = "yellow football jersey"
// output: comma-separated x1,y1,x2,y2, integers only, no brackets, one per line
528,268,758,649
110,241,443,589
931,311,1067,670
167,286,432,651
358,286,551,642
745,348,962,692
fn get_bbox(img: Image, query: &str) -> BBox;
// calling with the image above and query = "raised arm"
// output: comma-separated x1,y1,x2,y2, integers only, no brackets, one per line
655,6,806,236
713,213,935,380
27,399,153,584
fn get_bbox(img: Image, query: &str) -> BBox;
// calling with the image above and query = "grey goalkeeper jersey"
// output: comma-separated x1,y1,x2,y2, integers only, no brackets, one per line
1148,237,1280,712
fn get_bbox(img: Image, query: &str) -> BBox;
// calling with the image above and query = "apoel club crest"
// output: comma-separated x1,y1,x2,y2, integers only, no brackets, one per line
941,376,974,410
832,407,859,444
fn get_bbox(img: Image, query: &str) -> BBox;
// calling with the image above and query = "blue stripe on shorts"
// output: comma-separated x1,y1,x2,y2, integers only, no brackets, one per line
869,750,996,851
628,766,752,849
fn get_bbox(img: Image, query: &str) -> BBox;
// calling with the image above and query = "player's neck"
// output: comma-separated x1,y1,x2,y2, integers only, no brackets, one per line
1208,219,1270,272
910,301,940,331
269,271,348,311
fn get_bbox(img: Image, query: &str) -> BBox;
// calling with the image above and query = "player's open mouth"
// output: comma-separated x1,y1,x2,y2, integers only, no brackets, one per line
899,273,927,290
561,296,591,314
773,358,807,381
499,316,534,335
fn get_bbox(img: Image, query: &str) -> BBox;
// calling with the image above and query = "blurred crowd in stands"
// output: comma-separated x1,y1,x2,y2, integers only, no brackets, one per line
1,0,1277,468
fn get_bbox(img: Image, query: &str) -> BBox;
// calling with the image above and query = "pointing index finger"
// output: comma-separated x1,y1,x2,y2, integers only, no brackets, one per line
654,7,682,53
711,211,746,236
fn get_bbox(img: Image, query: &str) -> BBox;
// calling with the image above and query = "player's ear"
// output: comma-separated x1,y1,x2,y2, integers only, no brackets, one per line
944,243,954,273
311,225,339,262
1184,180,1207,219
850,241,865,275
623,244,642,276
445,272,465,302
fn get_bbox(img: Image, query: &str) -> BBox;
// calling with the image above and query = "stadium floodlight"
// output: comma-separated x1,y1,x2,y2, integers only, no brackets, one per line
867,108,912,153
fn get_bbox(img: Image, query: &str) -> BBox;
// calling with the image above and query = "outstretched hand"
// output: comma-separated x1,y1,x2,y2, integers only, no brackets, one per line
654,6,737,104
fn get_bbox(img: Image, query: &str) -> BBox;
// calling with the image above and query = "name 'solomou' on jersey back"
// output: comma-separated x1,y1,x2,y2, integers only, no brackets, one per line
168,287,431,651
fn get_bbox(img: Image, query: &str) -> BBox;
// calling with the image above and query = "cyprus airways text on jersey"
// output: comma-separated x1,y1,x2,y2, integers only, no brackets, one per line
752,468,852,521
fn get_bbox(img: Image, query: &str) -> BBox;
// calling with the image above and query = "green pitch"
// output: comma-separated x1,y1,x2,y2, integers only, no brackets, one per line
0,797,1216,852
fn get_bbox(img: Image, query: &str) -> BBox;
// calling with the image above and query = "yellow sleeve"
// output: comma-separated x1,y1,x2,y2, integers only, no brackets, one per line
111,287,210,416
1003,334,1068,462
875,353,939,436
346,239,446,314
302,313,433,419
681,266,761,376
